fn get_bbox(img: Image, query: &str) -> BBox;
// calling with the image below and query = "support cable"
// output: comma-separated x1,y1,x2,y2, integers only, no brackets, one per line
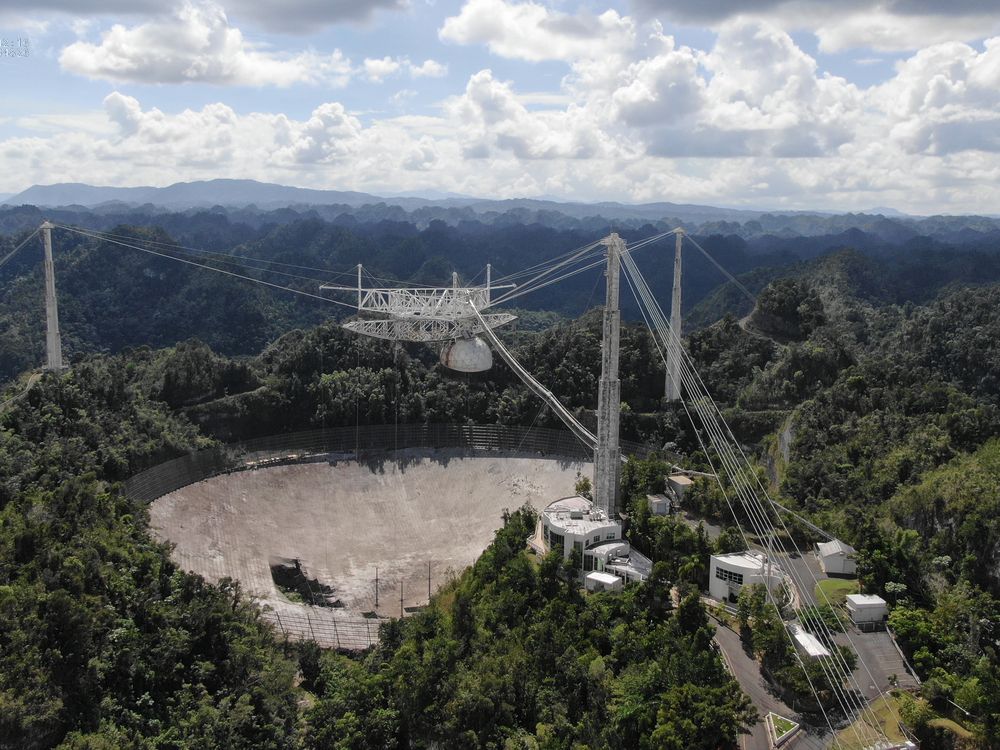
624,249,889,722
0,228,41,272
51,224,359,280
57,226,358,309
622,266,842,745
621,251,888,747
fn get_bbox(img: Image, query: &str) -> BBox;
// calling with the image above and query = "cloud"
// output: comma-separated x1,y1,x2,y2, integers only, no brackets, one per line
0,0,407,34
631,0,1000,51
447,69,608,159
59,1,353,86
365,56,448,82
440,0,634,62
598,20,861,158
410,59,447,78
871,37,1000,154
364,56,402,82
7,18,1000,214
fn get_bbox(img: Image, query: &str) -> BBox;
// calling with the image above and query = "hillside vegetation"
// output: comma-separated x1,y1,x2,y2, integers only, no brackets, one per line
1,211,1000,747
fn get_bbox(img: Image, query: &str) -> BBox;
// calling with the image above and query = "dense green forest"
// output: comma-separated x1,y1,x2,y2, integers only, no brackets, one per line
2,210,1000,748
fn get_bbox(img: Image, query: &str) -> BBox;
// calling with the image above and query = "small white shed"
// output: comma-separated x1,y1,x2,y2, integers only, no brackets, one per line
817,539,857,576
845,594,888,624
585,571,624,593
667,474,693,503
647,493,672,516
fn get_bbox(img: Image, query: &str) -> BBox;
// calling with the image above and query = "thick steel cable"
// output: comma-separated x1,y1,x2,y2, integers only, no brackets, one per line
51,224,359,280
622,260,861,746
622,250,889,723
623,252,879,729
58,226,358,309
0,228,41,272
487,240,605,306
487,254,607,308
622,252,887,746
622,266,843,744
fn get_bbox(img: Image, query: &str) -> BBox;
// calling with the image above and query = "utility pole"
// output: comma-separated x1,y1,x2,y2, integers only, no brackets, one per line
399,579,404,618
427,561,432,601
40,221,63,371
665,230,683,401
593,233,623,518
375,566,379,608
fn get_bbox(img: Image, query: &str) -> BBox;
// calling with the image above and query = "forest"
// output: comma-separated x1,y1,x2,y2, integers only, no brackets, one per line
1,207,999,748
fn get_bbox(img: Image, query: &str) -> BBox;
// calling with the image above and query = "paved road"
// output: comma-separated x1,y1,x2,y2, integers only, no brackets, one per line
713,621,832,750
781,548,827,607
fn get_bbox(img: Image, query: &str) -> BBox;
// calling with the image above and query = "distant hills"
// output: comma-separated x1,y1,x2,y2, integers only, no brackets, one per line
4,179,1000,243
1,178,827,224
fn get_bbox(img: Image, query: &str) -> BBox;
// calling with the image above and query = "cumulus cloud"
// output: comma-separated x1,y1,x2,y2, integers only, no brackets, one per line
7,8,1000,214
364,56,448,82
440,0,634,62
871,37,1000,154
364,56,402,82
0,0,407,34
60,1,353,86
631,0,1000,51
410,59,447,78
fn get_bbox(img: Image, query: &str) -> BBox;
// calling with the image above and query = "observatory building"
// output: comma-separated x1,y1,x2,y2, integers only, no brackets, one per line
709,551,785,602
529,497,652,583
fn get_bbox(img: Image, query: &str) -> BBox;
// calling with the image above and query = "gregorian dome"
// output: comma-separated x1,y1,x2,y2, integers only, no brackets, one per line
439,335,493,372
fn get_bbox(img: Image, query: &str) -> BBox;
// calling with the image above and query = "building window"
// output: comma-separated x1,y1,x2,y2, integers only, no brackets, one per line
549,532,565,555
715,567,744,585
584,554,594,571
593,534,601,544
606,532,615,540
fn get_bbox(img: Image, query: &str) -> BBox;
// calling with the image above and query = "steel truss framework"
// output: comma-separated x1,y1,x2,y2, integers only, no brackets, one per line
322,266,515,342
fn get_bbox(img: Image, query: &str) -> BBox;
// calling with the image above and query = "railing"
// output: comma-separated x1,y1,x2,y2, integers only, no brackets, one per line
124,422,652,504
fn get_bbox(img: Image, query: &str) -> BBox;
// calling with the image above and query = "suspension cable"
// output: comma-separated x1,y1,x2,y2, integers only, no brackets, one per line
57,225,358,309
621,250,889,746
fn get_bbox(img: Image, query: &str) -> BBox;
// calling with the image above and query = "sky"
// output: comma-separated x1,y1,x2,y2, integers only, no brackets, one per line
0,0,998,214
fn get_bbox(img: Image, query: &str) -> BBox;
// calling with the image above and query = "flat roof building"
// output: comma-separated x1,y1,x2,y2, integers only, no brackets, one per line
667,474,694,503
530,496,651,584
585,571,624,593
647,493,672,516
709,551,784,602
845,594,888,624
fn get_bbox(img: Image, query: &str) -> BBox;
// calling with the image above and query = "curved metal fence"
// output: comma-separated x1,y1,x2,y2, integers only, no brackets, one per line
125,422,652,504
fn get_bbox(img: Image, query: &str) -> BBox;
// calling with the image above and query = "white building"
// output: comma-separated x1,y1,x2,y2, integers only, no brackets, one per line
531,496,652,583
845,594,888,624
709,551,784,602
667,474,693,503
647,493,672,516
585,571,624,593
817,539,857,576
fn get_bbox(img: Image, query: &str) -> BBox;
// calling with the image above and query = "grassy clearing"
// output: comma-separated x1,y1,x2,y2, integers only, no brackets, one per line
815,577,859,607
835,693,907,750
928,717,974,739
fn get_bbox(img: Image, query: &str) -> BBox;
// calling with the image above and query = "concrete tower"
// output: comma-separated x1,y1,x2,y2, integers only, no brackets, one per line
665,230,683,401
594,233,624,518
40,221,63,371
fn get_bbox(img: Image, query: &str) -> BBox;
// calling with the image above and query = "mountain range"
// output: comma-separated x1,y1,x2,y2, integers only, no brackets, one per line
0,179,846,224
